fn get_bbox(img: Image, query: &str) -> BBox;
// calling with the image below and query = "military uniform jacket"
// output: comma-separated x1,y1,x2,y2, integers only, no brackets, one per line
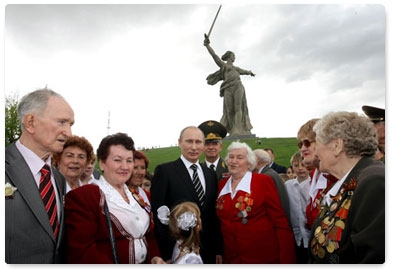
202,157,229,182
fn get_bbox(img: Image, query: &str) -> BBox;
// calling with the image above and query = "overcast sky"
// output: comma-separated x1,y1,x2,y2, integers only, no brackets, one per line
1,1,394,270
4,3,387,151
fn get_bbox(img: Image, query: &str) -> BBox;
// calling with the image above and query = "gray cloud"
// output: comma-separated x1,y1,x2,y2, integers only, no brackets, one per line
4,4,386,148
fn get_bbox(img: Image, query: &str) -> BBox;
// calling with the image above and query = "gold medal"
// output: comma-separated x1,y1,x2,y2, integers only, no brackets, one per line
315,226,322,235
323,216,334,227
335,219,345,229
326,240,335,253
342,199,351,209
317,233,326,245
330,202,338,211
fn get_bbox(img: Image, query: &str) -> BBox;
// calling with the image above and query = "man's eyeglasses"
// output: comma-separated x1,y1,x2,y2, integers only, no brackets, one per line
298,139,315,149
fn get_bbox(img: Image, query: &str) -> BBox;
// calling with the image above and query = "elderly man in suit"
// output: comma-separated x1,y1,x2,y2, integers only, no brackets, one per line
5,88,74,263
253,149,291,226
151,126,223,264
198,120,229,182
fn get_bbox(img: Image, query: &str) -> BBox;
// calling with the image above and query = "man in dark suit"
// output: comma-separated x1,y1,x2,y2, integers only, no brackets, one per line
253,149,291,226
264,147,287,174
198,120,229,182
5,88,75,263
151,126,223,264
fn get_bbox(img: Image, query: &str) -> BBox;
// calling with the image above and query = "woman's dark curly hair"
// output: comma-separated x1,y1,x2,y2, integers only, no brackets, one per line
96,132,135,162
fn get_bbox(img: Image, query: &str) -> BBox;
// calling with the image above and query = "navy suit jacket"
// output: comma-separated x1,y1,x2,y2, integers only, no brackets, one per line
271,161,287,174
5,142,66,263
150,158,222,263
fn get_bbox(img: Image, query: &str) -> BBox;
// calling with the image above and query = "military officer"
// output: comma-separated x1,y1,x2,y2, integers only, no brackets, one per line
362,105,385,162
198,120,229,182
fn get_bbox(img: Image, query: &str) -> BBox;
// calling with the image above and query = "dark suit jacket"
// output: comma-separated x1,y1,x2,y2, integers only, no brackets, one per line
5,142,66,263
201,157,228,182
309,156,385,263
151,158,222,263
271,161,287,174
260,165,291,225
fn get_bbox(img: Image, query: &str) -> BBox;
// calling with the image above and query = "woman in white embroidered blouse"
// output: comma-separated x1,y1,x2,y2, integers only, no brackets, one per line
65,133,164,264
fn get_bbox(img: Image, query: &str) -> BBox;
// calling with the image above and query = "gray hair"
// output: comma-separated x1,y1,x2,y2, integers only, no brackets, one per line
17,88,64,130
313,111,377,157
225,141,257,171
253,149,271,164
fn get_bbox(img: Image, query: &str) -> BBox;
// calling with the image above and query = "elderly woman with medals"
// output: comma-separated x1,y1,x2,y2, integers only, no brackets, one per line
309,111,385,263
216,141,295,263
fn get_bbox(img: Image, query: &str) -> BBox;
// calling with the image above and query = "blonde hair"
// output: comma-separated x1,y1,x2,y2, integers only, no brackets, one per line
290,150,303,166
168,202,202,259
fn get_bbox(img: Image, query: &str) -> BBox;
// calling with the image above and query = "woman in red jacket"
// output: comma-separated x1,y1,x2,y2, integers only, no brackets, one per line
65,133,164,264
216,141,295,263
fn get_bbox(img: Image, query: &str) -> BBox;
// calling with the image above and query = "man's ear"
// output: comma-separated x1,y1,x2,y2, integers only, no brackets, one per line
22,114,36,133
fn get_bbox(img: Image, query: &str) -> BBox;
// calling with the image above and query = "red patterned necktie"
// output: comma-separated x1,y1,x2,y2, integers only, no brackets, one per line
40,164,59,238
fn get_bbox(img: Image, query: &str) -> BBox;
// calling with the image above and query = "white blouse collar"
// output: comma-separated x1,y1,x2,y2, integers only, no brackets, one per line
218,171,252,199
93,176,137,210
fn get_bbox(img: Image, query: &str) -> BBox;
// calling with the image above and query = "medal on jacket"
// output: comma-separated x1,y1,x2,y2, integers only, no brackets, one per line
310,178,356,262
235,194,253,224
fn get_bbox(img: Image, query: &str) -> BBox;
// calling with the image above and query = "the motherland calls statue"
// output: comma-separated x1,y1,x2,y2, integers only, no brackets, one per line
204,34,255,136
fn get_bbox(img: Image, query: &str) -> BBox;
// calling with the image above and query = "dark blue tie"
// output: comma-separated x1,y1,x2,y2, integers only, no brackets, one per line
190,164,205,206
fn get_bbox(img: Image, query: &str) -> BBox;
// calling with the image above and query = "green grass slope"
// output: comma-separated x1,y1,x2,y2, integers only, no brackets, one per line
143,137,299,174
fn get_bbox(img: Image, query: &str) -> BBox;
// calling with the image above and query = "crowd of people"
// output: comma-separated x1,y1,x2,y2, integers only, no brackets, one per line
5,88,385,264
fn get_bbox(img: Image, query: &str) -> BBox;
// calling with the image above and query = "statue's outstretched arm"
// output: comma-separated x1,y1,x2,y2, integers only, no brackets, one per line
236,67,256,77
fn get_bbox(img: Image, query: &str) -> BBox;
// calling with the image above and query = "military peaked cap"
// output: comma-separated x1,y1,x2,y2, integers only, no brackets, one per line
198,120,227,141
362,105,385,123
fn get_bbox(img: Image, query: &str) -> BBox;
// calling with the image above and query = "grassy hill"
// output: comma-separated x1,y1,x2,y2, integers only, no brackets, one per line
143,137,299,174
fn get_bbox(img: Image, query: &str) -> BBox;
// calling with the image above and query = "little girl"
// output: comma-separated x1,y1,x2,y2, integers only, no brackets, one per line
157,201,203,264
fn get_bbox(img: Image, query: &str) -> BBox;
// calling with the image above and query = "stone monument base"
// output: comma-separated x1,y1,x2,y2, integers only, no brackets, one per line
223,134,256,141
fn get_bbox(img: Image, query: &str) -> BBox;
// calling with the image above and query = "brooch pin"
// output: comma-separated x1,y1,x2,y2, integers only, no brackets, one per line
5,182,18,199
